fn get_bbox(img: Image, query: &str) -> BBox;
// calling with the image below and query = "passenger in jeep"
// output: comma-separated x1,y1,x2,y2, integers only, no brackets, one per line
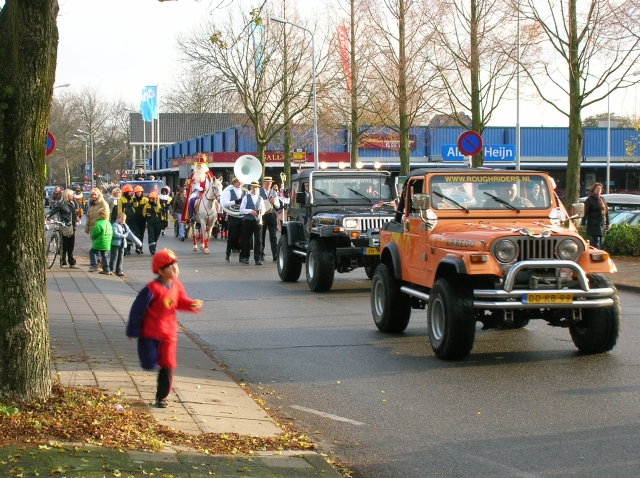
483,182,534,208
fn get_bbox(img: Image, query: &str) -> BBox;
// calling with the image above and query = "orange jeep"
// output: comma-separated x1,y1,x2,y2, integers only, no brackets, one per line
371,168,620,360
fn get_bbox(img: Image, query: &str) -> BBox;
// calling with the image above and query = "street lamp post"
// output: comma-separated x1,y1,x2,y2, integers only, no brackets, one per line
270,16,319,169
73,134,88,188
77,130,95,189
606,81,611,194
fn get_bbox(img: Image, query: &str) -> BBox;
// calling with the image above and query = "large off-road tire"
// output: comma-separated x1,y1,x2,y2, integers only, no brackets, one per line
46,233,59,269
371,263,411,333
306,239,335,292
277,234,302,282
364,266,375,280
569,274,620,354
427,278,476,360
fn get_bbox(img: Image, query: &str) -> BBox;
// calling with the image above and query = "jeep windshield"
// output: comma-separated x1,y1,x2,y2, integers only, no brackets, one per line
429,174,551,210
312,175,393,203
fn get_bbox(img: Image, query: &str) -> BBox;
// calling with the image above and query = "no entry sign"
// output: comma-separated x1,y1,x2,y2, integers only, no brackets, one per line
457,130,483,156
46,131,56,156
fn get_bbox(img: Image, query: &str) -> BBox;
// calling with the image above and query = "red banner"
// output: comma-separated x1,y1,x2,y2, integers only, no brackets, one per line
337,26,352,94
358,133,416,150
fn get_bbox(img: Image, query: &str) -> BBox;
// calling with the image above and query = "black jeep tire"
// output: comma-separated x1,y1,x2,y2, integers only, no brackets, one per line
371,263,411,333
569,274,620,353
306,240,335,292
427,278,476,359
277,234,302,282
364,266,375,280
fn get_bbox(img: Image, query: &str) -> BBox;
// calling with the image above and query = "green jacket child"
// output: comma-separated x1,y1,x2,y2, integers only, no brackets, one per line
90,215,113,251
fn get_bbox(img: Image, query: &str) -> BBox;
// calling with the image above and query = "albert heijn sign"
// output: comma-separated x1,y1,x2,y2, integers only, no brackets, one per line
442,144,515,162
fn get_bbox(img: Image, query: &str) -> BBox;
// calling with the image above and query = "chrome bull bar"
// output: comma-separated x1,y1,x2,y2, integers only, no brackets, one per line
473,260,615,309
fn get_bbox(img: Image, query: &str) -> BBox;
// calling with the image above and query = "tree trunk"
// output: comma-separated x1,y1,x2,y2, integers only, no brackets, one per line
565,0,581,207
470,0,484,168
0,0,59,400
397,0,410,176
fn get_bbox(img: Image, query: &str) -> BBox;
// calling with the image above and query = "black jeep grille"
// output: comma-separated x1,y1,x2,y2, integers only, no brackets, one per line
516,237,558,261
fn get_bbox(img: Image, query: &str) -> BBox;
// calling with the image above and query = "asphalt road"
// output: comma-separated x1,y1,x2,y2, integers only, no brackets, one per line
124,231,640,478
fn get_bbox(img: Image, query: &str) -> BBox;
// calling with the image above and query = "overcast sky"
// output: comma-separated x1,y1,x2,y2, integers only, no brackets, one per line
1,0,636,127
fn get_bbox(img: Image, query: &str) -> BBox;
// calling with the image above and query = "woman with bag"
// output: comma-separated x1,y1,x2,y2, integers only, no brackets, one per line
46,189,79,268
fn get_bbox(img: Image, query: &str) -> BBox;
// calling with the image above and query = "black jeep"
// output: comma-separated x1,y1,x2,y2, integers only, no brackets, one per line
277,169,397,292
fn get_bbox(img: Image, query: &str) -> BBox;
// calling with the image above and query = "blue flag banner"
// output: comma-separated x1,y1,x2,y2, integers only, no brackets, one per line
140,86,158,123
251,24,264,75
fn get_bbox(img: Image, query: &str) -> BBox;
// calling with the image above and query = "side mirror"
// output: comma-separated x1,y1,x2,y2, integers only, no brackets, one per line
570,203,584,219
296,191,306,206
413,193,430,210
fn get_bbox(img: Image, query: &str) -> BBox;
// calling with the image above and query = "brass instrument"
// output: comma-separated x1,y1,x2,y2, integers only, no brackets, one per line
221,155,261,218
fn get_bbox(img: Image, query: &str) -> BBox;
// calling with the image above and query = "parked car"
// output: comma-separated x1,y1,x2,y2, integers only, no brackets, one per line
579,193,640,221
609,210,640,227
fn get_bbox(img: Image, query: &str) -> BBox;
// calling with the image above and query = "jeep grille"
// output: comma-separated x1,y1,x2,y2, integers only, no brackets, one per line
516,237,558,261
345,217,393,232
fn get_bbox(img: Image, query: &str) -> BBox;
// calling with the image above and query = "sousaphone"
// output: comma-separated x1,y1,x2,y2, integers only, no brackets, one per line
222,155,262,217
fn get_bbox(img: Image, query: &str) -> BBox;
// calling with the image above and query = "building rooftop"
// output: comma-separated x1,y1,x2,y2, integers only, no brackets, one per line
129,112,249,143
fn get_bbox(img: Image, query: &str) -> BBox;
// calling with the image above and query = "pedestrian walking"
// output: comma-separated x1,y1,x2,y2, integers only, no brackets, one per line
132,186,148,254
110,212,142,277
125,249,203,408
118,184,136,255
171,187,186,241
220,177,246,261
89,208,113,274
240,181,266,265
581,182,609,249
46,189,79,268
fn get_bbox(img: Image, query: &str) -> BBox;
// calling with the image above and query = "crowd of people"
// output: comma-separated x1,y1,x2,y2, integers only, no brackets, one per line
44,153,290,275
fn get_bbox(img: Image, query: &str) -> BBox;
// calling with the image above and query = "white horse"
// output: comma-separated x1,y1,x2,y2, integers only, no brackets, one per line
189,177,223,254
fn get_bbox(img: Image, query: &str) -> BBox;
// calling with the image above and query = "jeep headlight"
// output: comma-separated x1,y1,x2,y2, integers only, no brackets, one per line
344,218,359,229
494,239,517,263
557,239,580,261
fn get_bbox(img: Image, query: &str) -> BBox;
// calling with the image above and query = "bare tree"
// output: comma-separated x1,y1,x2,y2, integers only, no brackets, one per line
321,0,380,167
0,0,58,400
49,92,82,186
366,0,439,175
427,0,535,166
164,65,241,114
520,0,640,205
176,2,314,177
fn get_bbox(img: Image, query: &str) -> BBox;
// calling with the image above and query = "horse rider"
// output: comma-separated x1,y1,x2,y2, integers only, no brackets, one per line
117,184,137,255
239,181,265,265
220,177,247,262
259,176,281,262
181,152,215,225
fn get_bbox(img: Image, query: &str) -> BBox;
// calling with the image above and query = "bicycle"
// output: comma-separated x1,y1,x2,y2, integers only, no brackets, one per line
45,218,66,269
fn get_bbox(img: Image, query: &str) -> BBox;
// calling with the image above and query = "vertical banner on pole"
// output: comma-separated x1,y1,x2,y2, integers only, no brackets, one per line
141,86,157,173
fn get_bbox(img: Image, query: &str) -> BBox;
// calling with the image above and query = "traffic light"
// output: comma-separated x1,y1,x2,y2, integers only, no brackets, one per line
93,172,98,178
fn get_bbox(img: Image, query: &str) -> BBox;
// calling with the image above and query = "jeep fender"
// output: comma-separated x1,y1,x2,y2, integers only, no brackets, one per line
380,242,403,280
281,221,305,245
436,256,467,278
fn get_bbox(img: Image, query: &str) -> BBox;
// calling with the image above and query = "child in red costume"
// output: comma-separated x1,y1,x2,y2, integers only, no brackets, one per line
126,249,203,408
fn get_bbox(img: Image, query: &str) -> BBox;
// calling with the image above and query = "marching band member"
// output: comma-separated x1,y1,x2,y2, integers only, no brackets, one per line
259,176,281,262
181,152,215,223
239,181,265,265
220,177,247,262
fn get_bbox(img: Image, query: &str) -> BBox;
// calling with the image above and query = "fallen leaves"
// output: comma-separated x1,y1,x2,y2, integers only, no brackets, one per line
0,384,317,455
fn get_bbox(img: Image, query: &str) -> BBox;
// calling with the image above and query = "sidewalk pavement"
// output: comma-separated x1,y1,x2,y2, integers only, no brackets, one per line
38,233,342,477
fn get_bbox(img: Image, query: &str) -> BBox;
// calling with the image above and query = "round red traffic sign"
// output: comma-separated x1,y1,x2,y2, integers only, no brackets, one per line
46,131,56,156
457,130,483,156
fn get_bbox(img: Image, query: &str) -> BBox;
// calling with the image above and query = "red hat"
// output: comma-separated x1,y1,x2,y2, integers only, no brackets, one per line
122,184,133,193
134,185,144,193
148,192,158,199
194,153,208,164
152,249,177,274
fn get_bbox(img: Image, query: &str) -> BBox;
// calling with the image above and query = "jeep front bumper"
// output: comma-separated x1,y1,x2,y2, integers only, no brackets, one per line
473,260,615,309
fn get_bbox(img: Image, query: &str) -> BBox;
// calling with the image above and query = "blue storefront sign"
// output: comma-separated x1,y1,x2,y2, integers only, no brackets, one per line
442,144,515,162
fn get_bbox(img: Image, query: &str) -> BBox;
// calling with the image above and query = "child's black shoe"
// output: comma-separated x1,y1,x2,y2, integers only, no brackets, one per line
154,398,168,408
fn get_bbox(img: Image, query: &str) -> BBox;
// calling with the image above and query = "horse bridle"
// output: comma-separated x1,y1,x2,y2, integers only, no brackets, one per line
198,181,221,227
